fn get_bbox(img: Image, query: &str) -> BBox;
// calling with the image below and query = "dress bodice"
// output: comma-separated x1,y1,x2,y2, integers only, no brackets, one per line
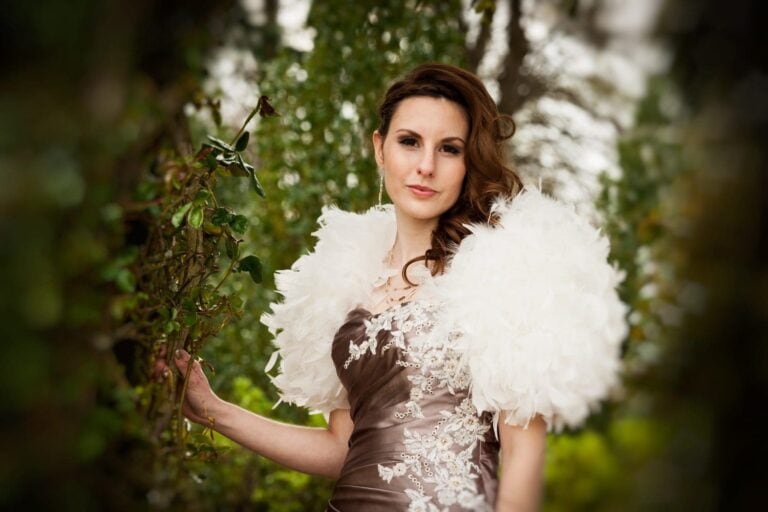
327,300,499,512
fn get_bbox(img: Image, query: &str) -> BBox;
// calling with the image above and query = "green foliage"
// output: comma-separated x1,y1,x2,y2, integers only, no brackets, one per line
2,0,690,509
543,417,668,512
596,75,687,371
180,1,468,508
102,96,280,504
544,74,688,511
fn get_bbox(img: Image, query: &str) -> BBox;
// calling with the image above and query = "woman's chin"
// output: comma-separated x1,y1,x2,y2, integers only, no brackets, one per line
393,201,449,224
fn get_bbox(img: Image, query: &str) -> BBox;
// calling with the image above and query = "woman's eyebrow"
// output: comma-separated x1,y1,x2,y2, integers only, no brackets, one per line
394,128,465,144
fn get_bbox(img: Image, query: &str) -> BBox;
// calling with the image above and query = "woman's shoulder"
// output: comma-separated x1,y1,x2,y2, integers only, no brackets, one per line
297,204,396,262
437,186,629,432
457,186,603,253
440,186,614,289
315,203,395,235
261,205,396,417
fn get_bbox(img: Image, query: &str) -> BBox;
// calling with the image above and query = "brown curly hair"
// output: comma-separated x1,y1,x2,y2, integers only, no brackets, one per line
376,63,524,284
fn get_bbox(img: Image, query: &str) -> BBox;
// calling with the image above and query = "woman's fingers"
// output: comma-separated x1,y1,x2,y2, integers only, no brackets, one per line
174,349,199,375
174,350,208,381
173,349,190,375
150,347,215,427
153,358,170,382
153,362,170,383
174,348,189,361
152,348,217,427
150,347,192,383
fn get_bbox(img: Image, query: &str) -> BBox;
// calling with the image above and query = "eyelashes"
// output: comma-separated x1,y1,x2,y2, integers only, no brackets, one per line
397,137,462,155
442,145,462,155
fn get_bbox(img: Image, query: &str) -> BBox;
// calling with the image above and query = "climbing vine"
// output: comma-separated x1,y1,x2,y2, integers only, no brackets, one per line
102,95,279,485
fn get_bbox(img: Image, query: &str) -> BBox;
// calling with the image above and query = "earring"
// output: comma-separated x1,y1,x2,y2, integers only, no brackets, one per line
378,172,384,206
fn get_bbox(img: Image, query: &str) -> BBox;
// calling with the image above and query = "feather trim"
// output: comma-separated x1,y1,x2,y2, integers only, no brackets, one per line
263,187,628,431
435,187,629,432
261,204,396,416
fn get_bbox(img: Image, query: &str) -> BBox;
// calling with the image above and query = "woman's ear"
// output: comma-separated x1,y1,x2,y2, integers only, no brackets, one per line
372,130,384,167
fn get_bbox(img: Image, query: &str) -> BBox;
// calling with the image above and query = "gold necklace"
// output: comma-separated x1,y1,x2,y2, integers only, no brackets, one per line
380,247,419,307
382,275,417,307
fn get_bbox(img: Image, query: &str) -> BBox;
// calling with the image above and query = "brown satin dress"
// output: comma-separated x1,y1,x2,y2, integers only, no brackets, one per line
327,300,500,512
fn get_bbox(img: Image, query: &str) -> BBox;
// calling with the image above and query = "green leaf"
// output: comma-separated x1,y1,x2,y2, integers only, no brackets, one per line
204,152,218,171
134,181,159,202
171,203,193,228
183,312,198,327
229,294,244,310
225,237,239,260
217,152,247,176
115,268,135,293
163,320,181,335
100,247,139,280
206,135,233,152
100,203,123,223
235,153,255,174
216,153,237,165
188,206,204,228
229,214,249,235
211,107,222,127
202,221,222,235
234,131,250,152
237,255,262,284
231,153,262,197
211,208,234,226
250,172,266,198
193,189,210,205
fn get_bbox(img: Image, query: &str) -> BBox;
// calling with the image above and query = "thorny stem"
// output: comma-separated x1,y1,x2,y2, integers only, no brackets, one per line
228,99,262,147
176,349,196,447
211,254,238,295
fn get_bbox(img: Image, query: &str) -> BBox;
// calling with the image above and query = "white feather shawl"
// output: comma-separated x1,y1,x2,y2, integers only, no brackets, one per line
262,187,629,432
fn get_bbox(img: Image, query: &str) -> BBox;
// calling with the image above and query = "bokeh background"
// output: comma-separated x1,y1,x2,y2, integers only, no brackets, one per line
1,0,765,510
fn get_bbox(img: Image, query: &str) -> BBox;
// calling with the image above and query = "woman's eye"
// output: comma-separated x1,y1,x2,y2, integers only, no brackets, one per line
442,145,461,155
398,137,418,147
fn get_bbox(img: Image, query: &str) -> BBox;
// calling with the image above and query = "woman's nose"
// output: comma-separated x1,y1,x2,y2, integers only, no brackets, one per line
417,150,435,176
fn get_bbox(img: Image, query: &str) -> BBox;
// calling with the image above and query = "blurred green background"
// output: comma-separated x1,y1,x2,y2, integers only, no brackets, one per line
1,0,765,510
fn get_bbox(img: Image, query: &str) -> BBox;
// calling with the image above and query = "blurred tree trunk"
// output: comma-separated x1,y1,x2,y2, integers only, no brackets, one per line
1,1,241,510
462,5,493,71
638,0,768,509
497,0,533,114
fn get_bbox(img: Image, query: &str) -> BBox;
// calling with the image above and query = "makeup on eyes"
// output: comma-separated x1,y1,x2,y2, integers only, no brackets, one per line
395,130,464,155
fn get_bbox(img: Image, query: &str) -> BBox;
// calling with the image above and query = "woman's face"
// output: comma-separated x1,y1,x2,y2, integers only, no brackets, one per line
373,96,468,225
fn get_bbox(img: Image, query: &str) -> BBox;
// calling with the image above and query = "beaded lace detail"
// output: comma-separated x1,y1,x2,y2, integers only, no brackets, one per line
343,300,492,511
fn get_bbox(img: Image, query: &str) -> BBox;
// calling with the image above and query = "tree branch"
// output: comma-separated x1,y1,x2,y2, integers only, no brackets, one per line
464,8,494,73
497,0,545,114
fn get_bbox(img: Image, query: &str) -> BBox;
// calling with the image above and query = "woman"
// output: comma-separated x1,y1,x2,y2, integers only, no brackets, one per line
163,63,628,511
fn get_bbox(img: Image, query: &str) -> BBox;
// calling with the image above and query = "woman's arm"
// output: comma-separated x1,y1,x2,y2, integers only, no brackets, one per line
169,349,353,479
495,413,547,512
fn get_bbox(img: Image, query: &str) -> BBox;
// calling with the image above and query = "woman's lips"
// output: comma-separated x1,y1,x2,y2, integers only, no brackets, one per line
407,185,436,198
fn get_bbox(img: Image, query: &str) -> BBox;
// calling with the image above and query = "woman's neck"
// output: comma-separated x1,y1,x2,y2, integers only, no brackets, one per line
389,211,437,268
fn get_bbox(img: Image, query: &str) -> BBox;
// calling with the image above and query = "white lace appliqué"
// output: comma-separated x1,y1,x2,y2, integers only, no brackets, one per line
344,301,492,512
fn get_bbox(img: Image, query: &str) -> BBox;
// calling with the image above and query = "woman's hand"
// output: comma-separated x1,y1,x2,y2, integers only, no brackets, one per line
153,345,353,478
154,346,223,427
